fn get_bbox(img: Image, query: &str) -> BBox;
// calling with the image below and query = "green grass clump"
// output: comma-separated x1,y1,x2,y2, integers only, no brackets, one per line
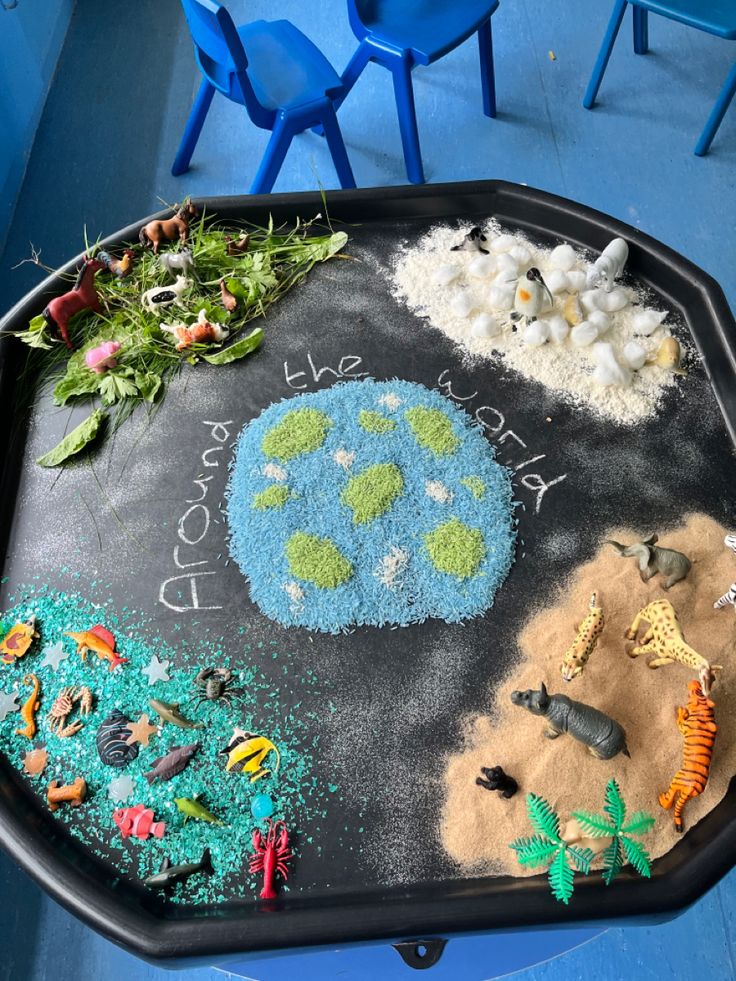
405,406,459,455
425,517,485,578
262,408,332,462
460,476,486,500
252,484,290,510
358,410,396,434
285,532,353,588
341,463,404,525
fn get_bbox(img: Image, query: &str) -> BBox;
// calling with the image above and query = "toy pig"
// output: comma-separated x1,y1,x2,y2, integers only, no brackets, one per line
510,682,630,760
85,341,121,374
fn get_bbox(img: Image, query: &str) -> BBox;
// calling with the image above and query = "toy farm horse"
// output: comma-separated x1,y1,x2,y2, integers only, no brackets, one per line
139,201,199,254
43,257,105,349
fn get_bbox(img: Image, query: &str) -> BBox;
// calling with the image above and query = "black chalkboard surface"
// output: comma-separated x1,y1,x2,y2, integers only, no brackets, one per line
0,181,735,961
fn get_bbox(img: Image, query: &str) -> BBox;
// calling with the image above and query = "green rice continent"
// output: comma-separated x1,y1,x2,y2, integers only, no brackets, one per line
460,476,486,500
285,532,353,588
425,517,485,578
341,463,404,525
261,408,331,462
252,484,290,510
405,406,459,455
358,410,397,434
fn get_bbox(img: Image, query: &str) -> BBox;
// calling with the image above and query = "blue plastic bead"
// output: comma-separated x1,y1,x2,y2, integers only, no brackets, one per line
251,793,274,820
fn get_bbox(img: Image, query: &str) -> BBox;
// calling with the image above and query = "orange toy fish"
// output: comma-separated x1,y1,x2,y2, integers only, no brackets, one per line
65,625,128,672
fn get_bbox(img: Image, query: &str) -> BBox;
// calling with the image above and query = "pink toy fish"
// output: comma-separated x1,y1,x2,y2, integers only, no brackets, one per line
85,341,122,374
113,804,166,840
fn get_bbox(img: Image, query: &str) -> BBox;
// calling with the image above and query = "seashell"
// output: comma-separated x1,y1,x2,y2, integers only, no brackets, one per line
490,233,515,254
468,254,496,279
487,284,515,310
570,321,599,347
549,244,577,271
632,309,667,336
96,709,139,768
434,264,461,287
547,315,570,343
471,313,502,338
623,340,647,370
592,342,632,387
522,320,550,346
450,292,478,318
563,294,583,326
545,270,570,295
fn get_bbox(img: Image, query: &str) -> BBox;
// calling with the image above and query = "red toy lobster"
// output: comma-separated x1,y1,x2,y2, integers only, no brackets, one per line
249,819,292,899
43,256,105,349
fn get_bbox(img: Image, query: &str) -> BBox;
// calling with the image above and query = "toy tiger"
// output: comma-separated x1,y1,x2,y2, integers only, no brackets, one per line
560,592,604,682
659,680,717,833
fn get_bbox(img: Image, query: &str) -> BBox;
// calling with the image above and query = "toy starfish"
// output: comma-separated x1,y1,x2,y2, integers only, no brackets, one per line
141,655,171,685
126,713,158,747
39,640,70,672
0,689,19,722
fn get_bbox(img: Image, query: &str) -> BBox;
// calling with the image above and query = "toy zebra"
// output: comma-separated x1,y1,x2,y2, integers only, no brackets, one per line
659,680,717,833
713,534,736,612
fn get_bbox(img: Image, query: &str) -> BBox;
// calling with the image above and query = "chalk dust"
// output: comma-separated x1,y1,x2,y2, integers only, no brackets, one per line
441,513,736,875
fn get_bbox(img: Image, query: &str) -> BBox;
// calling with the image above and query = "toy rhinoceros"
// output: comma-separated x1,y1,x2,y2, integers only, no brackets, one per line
510,682,630,760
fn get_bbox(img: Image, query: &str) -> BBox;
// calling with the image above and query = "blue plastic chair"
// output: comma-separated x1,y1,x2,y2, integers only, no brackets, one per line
329,0,500,184
173,0,356,194
583,0,736,155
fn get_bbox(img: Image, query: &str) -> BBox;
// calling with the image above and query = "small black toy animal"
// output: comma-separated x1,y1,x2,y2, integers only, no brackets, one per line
476,765,518,799
450,226,489,254
510,682,630,760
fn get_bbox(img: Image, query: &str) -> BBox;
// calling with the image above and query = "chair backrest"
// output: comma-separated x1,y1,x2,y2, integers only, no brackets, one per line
179,0,272,127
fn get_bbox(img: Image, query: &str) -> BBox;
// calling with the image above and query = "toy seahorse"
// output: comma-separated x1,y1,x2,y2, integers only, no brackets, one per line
659,680,716,832
16,674,41,740
560,592,605,681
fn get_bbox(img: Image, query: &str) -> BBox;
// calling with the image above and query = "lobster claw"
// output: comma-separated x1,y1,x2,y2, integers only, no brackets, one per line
251,828,264,851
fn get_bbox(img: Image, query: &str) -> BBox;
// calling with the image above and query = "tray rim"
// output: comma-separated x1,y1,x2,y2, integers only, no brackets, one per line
0,178,735,961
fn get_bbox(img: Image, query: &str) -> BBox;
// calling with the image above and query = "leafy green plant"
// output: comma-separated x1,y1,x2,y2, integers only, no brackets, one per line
509,794,593,904
572,779,655,885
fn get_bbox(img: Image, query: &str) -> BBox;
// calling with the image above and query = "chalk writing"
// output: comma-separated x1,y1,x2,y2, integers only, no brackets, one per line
284,352,368,390
158,420,233,612
437,370,567,513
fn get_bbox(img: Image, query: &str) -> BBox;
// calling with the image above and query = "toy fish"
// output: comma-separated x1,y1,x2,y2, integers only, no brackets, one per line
144,847,213,892
1,615,39,665
97,709,140,768
174,796,225,826
66,625,128,671
113,804,166,840
220,729,280,782
149,698,204,730
144,743,199,785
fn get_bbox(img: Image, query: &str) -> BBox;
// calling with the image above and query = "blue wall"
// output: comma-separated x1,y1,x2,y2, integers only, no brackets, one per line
0,0,75,254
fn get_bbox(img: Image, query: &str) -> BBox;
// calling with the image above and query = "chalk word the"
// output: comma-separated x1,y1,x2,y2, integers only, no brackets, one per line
284,352,368,390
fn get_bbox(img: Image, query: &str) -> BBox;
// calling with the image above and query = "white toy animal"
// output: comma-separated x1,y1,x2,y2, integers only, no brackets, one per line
159,249,196,281
141,275,191,314
714,534,736,612
590,238,628,291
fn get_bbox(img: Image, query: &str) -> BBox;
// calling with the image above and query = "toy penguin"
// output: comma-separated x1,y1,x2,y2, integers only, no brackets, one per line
513,268,552,322
451,226,489,254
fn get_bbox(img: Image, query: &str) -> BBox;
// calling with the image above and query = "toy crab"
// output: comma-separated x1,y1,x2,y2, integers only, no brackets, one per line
1,615,39,665
249,819,292,899
47,686,93,737
192,667,243,708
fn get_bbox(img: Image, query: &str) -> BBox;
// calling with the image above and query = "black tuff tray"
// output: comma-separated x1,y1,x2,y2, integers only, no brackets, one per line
0,180,735,963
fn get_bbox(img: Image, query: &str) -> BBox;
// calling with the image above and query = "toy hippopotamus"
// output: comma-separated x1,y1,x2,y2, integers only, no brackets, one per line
510,682,630,760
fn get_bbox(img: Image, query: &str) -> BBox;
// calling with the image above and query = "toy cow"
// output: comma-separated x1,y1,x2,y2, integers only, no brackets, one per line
510,682,630,760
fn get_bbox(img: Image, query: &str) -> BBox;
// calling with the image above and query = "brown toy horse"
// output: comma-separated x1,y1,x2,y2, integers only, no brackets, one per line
43,257,105,349
139,201,199,254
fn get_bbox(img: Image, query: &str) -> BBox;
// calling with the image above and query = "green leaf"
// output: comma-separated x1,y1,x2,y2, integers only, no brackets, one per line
28,314,47,333
54,367,101,405
570,810,617,838
134,371,162,403
509,836,559,868
601,837,623,886
36,409,106,467
567,845,594,875
603,779,626,831
99,372,139,405
306,231,348,260
15,315,53,349
548,849,575,905
526,794,561,843
203,327,264,365
622,811,656,836
620,836,652,878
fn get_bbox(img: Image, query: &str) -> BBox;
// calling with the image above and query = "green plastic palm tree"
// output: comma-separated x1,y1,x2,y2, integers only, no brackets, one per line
572,779,655,885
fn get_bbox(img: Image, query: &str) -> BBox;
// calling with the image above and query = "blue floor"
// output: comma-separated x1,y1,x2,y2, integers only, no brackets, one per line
1,1,736,978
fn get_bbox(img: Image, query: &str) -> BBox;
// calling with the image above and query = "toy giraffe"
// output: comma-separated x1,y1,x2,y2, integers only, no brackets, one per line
625,599,721,696
560,592,605,681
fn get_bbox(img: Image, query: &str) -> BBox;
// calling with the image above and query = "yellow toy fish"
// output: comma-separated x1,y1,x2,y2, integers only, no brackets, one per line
65,625,128,671
220,728,280,782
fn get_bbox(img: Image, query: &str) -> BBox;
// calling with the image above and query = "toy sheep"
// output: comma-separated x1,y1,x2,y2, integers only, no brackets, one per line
605,534,691,589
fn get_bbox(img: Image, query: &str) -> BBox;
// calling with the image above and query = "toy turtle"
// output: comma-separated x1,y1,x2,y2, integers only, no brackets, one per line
1,615,39,665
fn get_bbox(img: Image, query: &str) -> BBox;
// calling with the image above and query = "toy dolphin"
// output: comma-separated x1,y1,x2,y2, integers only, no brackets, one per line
144,847,213,892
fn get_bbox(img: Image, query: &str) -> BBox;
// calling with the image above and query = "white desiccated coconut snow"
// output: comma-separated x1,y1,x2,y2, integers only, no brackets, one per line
390,221,685,425
333,448,356,469
375,546,410,590
263,462,287,481
425,480,453,503
377,392,403,411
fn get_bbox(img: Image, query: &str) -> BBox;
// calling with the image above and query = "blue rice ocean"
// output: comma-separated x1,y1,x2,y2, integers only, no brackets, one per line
227,379,517,632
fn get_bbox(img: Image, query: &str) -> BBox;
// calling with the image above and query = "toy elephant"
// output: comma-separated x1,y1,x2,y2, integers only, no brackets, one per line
605,534,691,589
510,682,630,760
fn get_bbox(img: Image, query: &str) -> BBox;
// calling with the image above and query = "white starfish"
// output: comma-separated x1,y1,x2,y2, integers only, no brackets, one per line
0,689,19,722
141,654,171,685
39,640,70,672
108,774,135,802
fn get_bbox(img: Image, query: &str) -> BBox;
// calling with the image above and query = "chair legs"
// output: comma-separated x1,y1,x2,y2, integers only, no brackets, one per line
583,0,628,108
478,19,497,118
391,57,425,184
250,114,294,195
632,6,649,55
172,78,216,176
695,61,736,156
320,107,357,188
